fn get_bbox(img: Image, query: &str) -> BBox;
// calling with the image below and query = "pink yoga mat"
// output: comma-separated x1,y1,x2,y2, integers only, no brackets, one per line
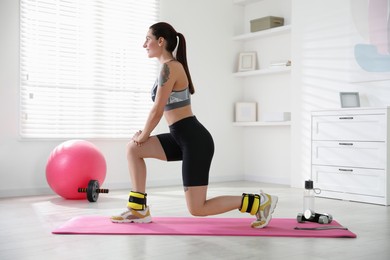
52,216,356,238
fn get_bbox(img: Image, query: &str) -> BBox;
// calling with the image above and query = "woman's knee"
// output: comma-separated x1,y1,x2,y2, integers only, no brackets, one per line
126,141,138,158
187,205,207,217
185,186,208,217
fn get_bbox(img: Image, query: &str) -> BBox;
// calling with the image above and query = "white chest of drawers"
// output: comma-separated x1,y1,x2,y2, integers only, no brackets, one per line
311,107,390,205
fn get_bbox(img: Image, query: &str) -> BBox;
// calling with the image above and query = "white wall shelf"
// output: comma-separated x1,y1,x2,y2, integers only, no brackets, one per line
233,0,264,6
233,121,291,126
233,25,291,41
233,66,291,77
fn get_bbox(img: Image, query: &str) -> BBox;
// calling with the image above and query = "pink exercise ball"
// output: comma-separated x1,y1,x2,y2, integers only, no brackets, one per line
46,140,107,200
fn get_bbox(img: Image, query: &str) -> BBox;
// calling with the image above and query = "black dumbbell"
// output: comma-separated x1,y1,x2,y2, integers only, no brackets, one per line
78,180,109,202
297,210,333,224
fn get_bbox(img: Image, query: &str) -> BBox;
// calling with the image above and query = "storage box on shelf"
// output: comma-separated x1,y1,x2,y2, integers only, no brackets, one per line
311,107,390,205
250,16,284,32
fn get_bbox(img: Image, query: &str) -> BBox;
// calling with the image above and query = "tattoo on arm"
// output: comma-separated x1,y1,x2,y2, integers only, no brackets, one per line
159,63,170,86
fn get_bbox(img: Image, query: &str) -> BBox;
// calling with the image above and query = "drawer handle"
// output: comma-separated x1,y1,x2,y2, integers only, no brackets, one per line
339,168,353,172
339,116,354,120
339,142,353,146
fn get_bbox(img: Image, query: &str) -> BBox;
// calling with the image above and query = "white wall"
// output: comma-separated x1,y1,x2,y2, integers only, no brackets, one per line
0,0,243,198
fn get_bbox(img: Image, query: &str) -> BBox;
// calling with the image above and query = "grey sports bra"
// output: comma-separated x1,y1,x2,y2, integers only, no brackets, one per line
151,79,191,111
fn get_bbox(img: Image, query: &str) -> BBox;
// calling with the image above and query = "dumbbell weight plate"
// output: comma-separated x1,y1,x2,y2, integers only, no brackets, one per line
87,180,99,202
297,213,305,223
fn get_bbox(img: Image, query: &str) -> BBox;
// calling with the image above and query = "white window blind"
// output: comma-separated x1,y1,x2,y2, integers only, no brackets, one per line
20,0,159,139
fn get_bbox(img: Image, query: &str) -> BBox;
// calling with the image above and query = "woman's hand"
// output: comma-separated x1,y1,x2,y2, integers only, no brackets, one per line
132,130,149,146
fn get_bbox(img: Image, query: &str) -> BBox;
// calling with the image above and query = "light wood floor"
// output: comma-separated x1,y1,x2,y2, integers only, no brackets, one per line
0,181,389,260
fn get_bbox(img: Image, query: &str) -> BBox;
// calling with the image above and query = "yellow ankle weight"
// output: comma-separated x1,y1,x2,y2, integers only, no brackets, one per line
239,193,260,215
128,191,147,210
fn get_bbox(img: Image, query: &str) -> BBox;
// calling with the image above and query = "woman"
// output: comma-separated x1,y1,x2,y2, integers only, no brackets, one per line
111,22,278,228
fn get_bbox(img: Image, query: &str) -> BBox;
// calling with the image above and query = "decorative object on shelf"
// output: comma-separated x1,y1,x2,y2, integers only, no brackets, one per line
262,112,291,122
235,102,257,122
270,60,291,68
339,92,360,108
238,52,257,71
250,16,284,32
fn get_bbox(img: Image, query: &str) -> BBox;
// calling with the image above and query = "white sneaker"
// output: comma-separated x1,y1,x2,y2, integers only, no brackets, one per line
111,206,152,223
251,191,278,228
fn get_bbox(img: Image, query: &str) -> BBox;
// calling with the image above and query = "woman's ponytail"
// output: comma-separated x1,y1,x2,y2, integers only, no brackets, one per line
176,32,194,94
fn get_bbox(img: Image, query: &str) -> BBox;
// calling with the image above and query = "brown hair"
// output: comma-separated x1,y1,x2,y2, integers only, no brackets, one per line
149,22,195,94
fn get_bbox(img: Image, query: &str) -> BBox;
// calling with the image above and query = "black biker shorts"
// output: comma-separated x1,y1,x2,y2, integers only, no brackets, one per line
156,116,214,187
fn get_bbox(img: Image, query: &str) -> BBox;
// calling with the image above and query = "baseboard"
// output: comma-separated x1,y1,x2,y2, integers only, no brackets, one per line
244,174,290,186
0,187,55,198
0,175,244,199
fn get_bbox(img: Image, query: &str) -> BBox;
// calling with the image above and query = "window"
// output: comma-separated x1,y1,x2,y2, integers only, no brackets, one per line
20,0,159,138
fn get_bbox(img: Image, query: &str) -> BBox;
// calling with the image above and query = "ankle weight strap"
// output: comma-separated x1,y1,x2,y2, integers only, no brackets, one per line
239,193,260,215
128,191,147,210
